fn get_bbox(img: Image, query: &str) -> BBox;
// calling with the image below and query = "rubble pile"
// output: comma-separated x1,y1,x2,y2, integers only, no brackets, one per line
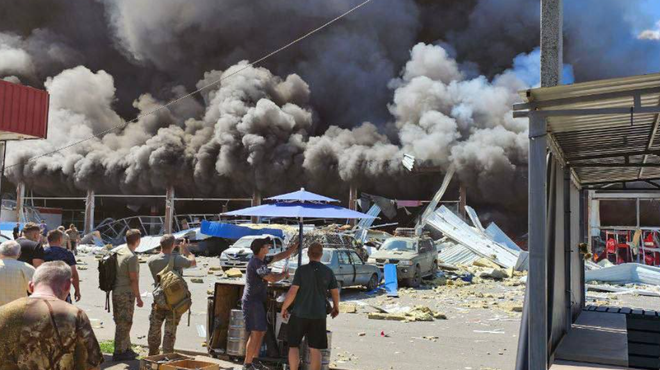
367,305,447,322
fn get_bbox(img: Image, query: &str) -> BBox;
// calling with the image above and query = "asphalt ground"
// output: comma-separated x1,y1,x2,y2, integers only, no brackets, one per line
74,253,660,370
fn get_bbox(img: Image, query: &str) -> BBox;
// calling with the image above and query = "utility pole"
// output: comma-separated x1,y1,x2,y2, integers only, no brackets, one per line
527,1,563,369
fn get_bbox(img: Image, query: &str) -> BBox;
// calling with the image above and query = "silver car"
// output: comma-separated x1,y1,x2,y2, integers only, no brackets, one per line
272,248,381,291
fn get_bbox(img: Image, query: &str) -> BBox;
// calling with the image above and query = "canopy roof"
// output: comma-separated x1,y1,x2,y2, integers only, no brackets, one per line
514,72,660,187
265,188,338,203
223,202,375,219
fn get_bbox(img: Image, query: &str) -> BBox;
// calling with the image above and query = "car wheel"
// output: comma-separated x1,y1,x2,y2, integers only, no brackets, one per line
406,266,422,288
424,261,438,280
365,274,379,291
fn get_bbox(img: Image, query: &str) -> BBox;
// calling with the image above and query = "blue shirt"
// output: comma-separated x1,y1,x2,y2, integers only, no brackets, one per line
242,256,273,304
44,246,76,266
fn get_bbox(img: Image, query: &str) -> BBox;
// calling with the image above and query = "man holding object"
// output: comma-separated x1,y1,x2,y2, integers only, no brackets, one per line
242,237,297,370
281,242,340,370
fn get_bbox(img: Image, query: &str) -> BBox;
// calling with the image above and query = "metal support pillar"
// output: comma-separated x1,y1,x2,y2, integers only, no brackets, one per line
528,114,548,369
251,190,262,224
0,141,5,222
164,186,175,234
459,185,467,219
349,184,358,226
563,167,572,332
84,190,95,234
16,182,25,222
541,0,563,87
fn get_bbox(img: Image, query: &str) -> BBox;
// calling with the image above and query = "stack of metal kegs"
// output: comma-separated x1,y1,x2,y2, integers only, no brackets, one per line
300,331,332,370
227,309,248,356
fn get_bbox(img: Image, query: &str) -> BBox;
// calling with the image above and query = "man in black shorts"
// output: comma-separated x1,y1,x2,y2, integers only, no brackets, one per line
241,237,297,370
281,242,340,370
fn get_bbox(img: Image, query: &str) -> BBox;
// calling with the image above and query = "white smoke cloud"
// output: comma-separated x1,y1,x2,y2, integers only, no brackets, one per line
0,34,37,79
639,21,660,41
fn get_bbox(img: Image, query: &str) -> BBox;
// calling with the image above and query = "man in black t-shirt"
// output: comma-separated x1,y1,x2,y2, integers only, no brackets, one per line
16,222,44,268
281,242,339,370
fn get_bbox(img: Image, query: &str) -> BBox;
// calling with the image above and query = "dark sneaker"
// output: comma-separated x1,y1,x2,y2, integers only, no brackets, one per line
112,351,138,361
239,364,256,370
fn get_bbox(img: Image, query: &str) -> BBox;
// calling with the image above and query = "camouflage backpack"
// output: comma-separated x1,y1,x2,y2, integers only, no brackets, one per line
153,256,192,318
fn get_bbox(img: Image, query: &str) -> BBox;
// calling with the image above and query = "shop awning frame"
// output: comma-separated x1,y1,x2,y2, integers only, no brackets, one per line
514,72,660,188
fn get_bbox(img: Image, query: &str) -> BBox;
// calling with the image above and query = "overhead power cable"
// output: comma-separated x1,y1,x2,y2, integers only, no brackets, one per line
5,0,373,170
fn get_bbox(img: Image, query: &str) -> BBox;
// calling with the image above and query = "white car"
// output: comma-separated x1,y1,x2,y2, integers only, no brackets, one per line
219,234,285,271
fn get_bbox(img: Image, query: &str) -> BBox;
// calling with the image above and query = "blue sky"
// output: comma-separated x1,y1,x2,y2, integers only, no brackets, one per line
636,0,660,31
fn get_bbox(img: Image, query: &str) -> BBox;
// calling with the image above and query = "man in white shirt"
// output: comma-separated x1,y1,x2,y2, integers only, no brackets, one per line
0,240,35,306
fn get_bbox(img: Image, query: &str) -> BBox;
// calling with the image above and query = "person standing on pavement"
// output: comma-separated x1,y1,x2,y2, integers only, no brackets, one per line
0,261,104,369
44,229,81,302
242,237,298,370
16,222,44,267
66,224,80,255
39,220,48,237
58,225,72,251
112,229,144,361
12,223,19,240
0,240,35,307
281,243,340,370
146,234,196,355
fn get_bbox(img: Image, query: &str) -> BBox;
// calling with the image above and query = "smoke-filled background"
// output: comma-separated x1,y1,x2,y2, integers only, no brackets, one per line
1,0,659,233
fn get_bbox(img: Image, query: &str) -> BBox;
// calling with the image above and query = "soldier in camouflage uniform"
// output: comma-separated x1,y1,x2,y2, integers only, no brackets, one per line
148,307,183,355
111,229,143,362
146,234,196,355
0,261,103,370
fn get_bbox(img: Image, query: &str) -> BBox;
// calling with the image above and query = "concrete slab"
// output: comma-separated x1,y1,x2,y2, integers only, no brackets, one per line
555,311,628,367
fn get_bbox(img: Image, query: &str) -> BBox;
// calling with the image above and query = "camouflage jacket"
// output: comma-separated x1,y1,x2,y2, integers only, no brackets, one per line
0,297,104,370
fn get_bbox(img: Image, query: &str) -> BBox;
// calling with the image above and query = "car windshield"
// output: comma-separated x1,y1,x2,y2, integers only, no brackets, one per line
231,238,255,249
381,239,416,252
276,249,333,267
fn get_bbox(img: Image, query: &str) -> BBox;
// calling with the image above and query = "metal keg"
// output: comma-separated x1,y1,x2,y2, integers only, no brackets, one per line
227,309,248,356
301,331,332,370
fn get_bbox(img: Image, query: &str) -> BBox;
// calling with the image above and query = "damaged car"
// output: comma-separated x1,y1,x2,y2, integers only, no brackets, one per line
367,236,438,287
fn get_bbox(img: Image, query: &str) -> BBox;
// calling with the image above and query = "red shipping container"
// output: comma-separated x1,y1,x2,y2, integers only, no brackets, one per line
0,80,49,140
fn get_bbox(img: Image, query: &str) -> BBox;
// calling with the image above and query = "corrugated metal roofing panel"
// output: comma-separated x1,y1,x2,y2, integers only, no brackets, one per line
438,243,480,266
514,72,660,185
485,223,522,252
426,206,519,268
0,80,49,140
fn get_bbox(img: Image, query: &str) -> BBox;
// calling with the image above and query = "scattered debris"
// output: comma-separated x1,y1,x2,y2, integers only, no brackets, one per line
339,302,358,313
368,305,446,322
190,278,204,284
225,268,243,278
586,263,660,286
473,258,501,269
478,268,508,280
473,329,505,334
